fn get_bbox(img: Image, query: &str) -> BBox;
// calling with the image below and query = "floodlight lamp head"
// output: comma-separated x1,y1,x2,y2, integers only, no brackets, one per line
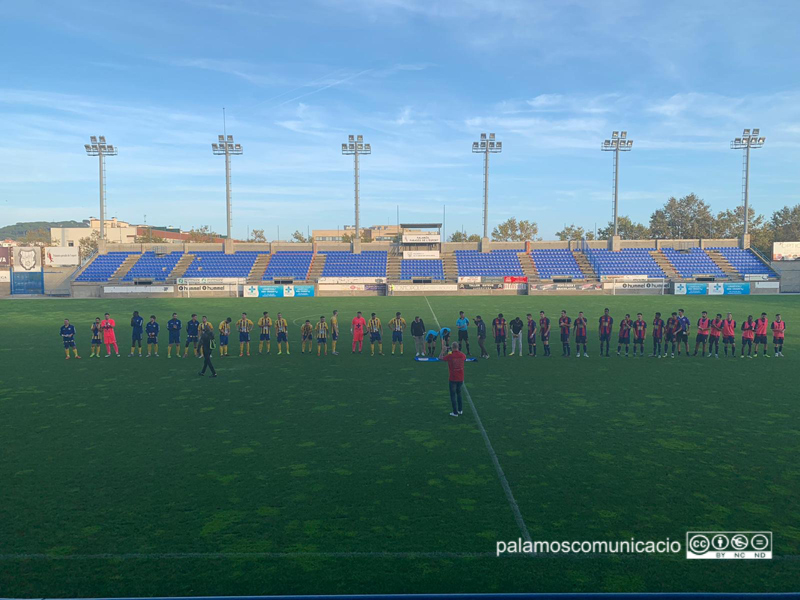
349,135,354,141
612,131,619,138
752,128,760,136
489,133,495,140
743,128,750,136
480,133,487,140
99,136,106,144
342,143,347,151
758,137,765,144
357,135,363,142
496,142,502,149
364,144,371,151
85,144,92,152
472,142,479,149
620,131,627,139
218,135,224,142
90,136,97,143
627,140,633,147
227,135,233,142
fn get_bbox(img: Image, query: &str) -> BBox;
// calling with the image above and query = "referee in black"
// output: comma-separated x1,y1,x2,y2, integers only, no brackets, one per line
198,326,217,378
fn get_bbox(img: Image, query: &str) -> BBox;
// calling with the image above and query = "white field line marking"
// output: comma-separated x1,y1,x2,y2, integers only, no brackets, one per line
423,296,533,547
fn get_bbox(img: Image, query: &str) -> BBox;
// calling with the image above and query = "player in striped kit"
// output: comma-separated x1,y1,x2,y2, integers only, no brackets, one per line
258,312,272,355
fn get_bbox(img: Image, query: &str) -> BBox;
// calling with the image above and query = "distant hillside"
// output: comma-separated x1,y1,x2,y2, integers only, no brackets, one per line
0,220,88,240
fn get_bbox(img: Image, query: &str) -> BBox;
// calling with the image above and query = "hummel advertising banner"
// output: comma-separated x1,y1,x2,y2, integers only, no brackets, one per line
0,247,10,266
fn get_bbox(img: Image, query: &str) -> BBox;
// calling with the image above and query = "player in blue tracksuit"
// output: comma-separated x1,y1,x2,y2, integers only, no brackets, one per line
130,311,144,357
60,319,80,360
184,314,200,358
167,313,181,358
146,316,160,357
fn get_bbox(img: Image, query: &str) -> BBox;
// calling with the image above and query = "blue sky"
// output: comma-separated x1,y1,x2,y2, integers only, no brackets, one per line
2,0,799,239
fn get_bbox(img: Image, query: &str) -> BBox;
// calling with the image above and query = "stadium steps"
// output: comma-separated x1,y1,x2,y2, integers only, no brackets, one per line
247,254,272,283
306,253,326,281
571,251,597,280
168,253,196,281
518,252,540,281
387,254,402,280
705,250,742,280
650,250,681,280
108,254,142,283
441,251,459,281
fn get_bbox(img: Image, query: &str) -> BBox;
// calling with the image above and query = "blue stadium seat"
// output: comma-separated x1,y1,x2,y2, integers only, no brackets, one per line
263,251,313,280
182,251,266,278
708,247,777,278
75,252,139,282
320,251,388,277
660,247,725,278
586,248,665,278
531,249,585,279
454,250,524,277
400,259,444,280
123,251,184,281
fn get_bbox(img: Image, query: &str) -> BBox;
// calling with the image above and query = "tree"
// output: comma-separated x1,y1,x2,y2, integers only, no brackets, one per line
712,206,765,239
491,217,539,242
20,227,51,246
648,193,715,239
187,225,219,243
78,230,101,261
770,204,800,242
248,228,267,243
134,231,167,244
554,224,594,241
597,216,650,240
291,230,313,243
449,231,481,242
341,231,369,243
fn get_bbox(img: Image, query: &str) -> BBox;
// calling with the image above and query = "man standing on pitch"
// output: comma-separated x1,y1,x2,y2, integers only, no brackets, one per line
475,315,489,359
198,326,217,378
509,317,524,357
455,311,471,356
130,311,144,357
598,308,613,357
440,341,466,417
351,311,367,354
411,316,426,357
676,309,691,356
492,313,507,357
526,313,537,357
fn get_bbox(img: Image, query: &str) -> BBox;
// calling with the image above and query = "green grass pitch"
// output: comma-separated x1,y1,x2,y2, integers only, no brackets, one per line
1,295,799,597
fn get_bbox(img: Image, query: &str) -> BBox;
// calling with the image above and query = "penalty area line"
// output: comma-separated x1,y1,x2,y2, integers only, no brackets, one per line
423,296,533,548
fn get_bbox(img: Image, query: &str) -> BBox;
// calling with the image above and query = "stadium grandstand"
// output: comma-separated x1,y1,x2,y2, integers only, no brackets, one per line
54,235,783,298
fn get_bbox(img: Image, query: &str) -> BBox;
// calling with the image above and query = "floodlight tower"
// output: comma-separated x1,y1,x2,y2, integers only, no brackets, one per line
730,128,765,236
84,136,118,241
601,131,633,237
472,133,502,240
341,135,371,242
212,134,243,242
